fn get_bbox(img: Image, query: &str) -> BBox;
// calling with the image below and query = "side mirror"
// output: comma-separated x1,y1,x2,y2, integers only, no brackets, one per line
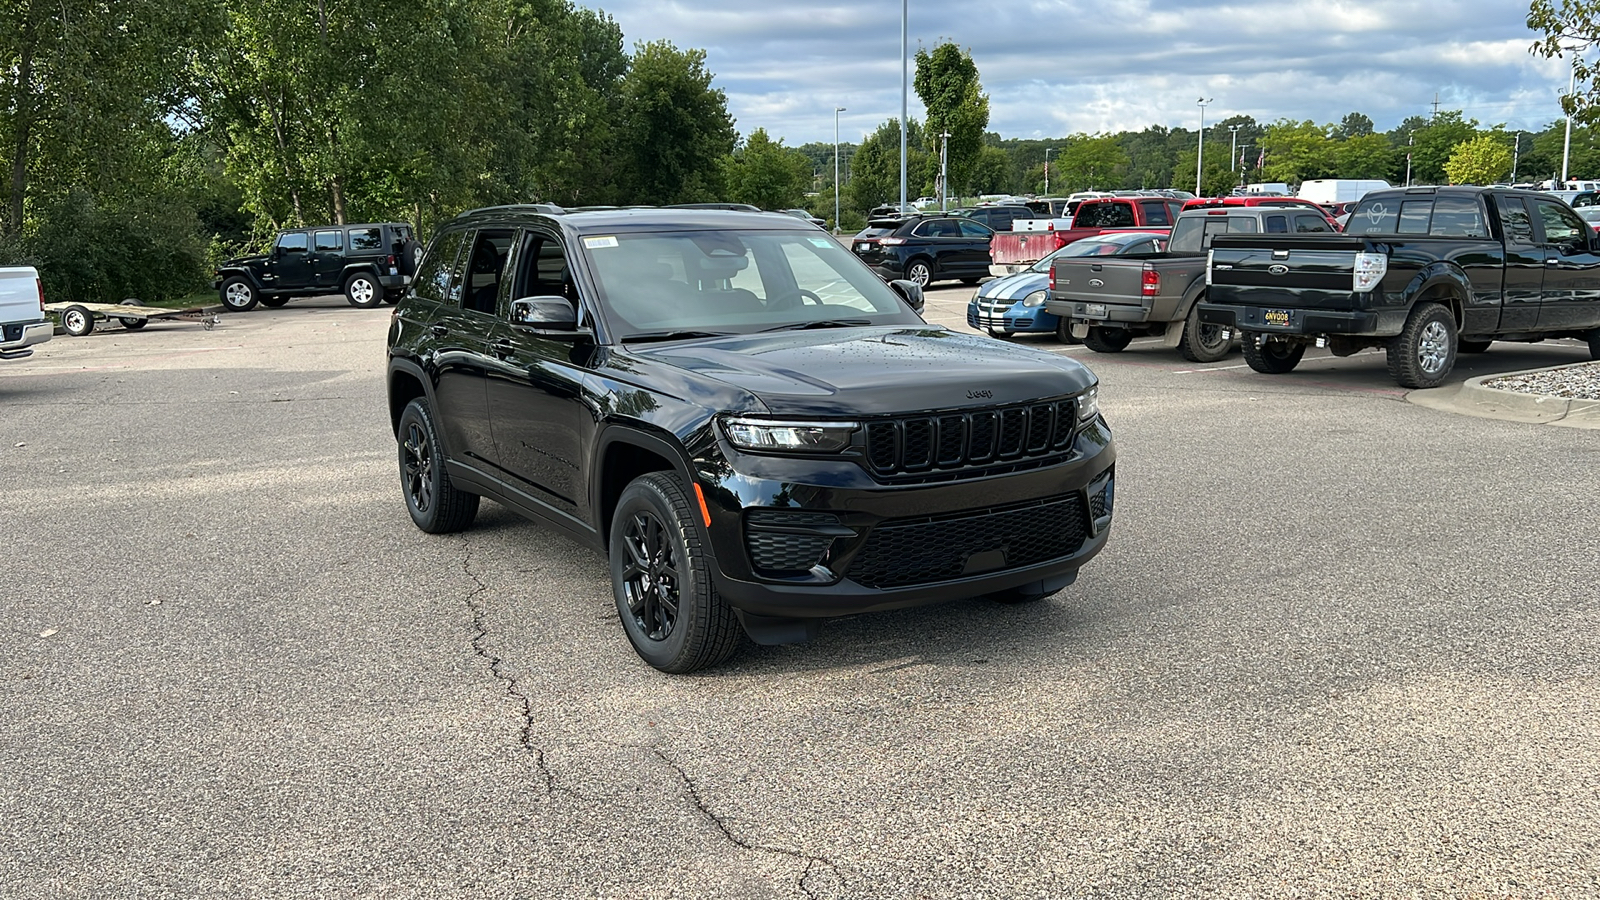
888,279,925,314
510,296,583,336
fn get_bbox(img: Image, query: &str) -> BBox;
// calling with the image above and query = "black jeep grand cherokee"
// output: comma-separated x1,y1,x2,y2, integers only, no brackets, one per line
386,205,1115,672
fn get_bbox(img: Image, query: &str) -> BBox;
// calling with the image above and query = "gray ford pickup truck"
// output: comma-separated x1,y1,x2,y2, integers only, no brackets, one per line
1047,206,1336,362
1198,186,1600,388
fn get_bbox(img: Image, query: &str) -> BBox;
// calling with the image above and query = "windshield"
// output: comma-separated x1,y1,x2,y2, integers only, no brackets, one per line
583,230,924,339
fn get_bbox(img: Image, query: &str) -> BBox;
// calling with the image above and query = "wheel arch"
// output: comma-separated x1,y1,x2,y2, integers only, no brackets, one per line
1406,265,1471,326
387,359,433,436
593,427,700,547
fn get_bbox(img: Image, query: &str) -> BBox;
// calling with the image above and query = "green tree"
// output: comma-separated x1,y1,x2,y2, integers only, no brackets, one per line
1337,133,1396,179
1530,0,1600,125
1407,111,1478,185
619,40,736,204
1259,119,1337,184
1055,135,1128,192
847,118,931,214
1334,112,1375,139
968,145,1012,195
1444,134,1514,184
724,128,813,209
913,42,989,197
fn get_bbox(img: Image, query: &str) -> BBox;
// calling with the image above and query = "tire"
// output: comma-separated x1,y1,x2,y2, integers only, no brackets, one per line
221,277,259,312
1458,338,1492,354
61,305,95,337
905,259,933,287
961,277,982,286
397,398,479,534
1385,302,1457,389
345,272,384,308
399,239,422,277
1589,328,1600,360
259,296,290,309
1054,317,1081,345
1083,326,1133,353
610,472,742,674
1241,332,1306,374
1178,300,1230,363
117,299,147,330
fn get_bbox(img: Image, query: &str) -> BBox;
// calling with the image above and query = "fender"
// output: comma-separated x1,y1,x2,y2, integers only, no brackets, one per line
339,263,384,286
1400,261,1473,311
590,421,707,548
215,265,268,292
385,356,440,438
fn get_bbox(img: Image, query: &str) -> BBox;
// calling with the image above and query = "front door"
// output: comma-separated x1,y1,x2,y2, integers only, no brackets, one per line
270,231,314,289
1530,196,1600,331
484,229,592,517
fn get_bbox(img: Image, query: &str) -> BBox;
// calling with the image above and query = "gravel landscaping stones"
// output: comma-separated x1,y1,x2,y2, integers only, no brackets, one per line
1483,360,1600,399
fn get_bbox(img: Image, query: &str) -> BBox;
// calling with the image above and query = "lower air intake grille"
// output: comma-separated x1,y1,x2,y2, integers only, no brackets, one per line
847,494,1088,590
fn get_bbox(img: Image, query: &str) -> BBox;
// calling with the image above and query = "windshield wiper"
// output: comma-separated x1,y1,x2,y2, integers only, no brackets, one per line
622,330,734,344
759,319,874,332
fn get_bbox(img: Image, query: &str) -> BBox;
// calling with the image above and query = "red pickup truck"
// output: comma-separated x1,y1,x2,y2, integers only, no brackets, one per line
990,196,1182,276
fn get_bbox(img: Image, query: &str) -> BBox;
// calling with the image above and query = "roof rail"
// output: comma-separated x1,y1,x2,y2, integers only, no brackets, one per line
457,203,566,217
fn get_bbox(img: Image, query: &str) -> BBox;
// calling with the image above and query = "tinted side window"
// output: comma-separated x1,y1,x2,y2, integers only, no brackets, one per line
1534,199,1586,244
349,227,383,251
413,230,466,303
1497,197,1535,244
1139,201,1171,226
313,230,342,251
1427,197,1487,238
957,220,993,238
1294,214,1333,233
1265,215,1289,234
461,229,515,315
276,232,308,253
1397,200,1433,234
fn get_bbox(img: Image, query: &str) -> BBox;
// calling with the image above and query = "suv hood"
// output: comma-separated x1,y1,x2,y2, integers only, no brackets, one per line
223,253,269,269
632,326,1095,417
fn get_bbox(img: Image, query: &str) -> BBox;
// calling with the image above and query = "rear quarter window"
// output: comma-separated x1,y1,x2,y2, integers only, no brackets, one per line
349,228,384,251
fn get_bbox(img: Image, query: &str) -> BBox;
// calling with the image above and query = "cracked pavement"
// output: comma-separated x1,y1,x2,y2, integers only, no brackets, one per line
4,294,1599,897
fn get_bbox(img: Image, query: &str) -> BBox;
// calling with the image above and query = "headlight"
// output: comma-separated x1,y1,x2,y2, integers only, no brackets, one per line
1076,385,1100,422
724,418,858,453
1021,290,1047,308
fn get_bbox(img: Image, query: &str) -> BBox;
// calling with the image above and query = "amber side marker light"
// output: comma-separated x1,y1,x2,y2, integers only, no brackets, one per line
692,483,712,528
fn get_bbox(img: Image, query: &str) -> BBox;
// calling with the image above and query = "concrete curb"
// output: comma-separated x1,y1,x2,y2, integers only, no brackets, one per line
1408,360,1600,429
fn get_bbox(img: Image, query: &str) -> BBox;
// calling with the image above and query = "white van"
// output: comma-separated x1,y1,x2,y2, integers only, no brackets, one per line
1297,179,1391,206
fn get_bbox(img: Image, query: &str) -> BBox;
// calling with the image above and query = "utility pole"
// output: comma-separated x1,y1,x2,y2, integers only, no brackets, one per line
1195,98,1213,195
1228,124,1242,172
939,132,952,210
1512,131,1521,183
834,106,846,234
1405,133,1414,187
1432,93,1441,118
1044,147,1055,194
1563,47,1583,187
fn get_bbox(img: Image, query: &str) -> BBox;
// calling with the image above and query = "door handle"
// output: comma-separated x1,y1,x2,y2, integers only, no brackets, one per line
429,324,447,337
492,340,514,359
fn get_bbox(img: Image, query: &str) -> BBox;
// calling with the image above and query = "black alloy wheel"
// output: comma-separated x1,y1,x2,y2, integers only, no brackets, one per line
398,398,479,533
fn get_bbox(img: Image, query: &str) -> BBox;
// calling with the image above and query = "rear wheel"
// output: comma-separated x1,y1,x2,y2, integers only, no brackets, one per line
1458,338,1492,353
117,299,147,330
1083,326,1132,353
397,398,479,534
1178,301,1230,362
905,259,933,287
221,277,259,312
345,272,384,308
1241,332,1305,374
610,472,742,673
61,305,95,337
260,296,290,309
1386,302,1456,389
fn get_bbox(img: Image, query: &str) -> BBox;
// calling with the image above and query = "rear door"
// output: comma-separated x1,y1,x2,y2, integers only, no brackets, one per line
1529,196,1600,330
418,228,500,466
310,228,346,288
954,219,994,274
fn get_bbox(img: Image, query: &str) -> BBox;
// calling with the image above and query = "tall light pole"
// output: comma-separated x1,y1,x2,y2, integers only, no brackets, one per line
1195,98,1213,195
1044,147,1055,194
1228,124,1242,172
834,106,846,234
1512,131,1521,183
937,132,950,209
1563,48,1582,187
1404,133,1414,187
899,0,908,212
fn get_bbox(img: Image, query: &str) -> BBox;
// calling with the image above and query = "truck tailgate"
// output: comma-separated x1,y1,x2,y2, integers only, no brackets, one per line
1049,258,1153,305
1207,235,1365,309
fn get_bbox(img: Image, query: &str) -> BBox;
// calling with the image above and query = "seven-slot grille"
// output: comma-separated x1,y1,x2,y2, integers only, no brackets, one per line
864,398,1077,478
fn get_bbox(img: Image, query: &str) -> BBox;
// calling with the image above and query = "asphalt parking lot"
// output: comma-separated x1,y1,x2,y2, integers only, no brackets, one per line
4,291,1599,898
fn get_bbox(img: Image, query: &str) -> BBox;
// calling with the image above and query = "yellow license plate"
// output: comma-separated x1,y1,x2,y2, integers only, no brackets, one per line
1264,309,1291,327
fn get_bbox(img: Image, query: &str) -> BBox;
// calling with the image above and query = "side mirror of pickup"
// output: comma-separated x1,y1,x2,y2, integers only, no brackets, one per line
888,279,925,314
510,296,585,337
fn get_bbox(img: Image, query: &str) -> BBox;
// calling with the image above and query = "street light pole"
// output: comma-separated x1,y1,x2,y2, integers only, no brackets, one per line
939,131,952,210
1563,50,1579,187
1228,124,1241,172
1044,147,1055,194
899,0,907,212
1195,98,1213,195
1512,131,1521,183
834,106,846,234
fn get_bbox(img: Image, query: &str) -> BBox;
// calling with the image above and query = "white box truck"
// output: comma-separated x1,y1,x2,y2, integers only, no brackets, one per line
1296,179,1391,206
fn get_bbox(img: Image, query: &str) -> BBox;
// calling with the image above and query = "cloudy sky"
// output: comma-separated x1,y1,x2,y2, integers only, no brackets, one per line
589,0,1574,145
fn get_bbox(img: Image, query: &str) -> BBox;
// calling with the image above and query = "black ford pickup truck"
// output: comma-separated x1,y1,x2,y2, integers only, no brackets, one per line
1198,186,1600,388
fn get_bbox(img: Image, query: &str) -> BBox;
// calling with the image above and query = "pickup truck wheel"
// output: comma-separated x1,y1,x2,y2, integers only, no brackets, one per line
259,297,290,309
610,472,742,673
397,398,479,534
221,277,259,312
1386,302,1456,389
60,305,95,337
1178,302,1230,363
1054,317,1081,345
1083,326,1132,353
1458,338,1492,353
117,299,147,330
1241,333,1305,374
1586,328,1600,359
345,273,384,308
905,260,933,287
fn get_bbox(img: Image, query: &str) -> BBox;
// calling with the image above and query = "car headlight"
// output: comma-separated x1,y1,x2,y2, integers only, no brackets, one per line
1021,289,1047,308
724,418,858,453
1076,385,1100,422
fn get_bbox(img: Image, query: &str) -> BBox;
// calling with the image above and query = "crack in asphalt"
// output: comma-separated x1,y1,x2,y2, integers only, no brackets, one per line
654,748,841,899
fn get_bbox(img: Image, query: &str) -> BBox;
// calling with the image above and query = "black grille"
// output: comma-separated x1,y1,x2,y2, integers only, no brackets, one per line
745,511,846,576
863,399,1078,479
847,494,1088,590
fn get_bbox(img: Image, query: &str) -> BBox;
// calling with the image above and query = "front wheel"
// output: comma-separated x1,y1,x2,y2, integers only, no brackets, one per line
610,472,742,673
1178,302,1230,362
397,398,479,534
905,260,933,287
1241,333,1305,374
1083,326,1132,353
60,305,95,337
345,273,384,308
221,277,259,312
1386,302,1456,389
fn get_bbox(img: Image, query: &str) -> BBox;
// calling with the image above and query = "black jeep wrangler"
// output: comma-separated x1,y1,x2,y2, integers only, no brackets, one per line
214,222,421,311
386,205,1116,673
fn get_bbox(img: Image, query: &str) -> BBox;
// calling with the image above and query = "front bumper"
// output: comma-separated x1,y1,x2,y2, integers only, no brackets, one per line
696,419,1116,618
0,319,52,359
967,302,1058,334
1197,301,1393,336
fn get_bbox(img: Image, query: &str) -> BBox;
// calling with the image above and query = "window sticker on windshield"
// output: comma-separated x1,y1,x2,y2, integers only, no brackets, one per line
808,237,835,248
583,236,619,249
